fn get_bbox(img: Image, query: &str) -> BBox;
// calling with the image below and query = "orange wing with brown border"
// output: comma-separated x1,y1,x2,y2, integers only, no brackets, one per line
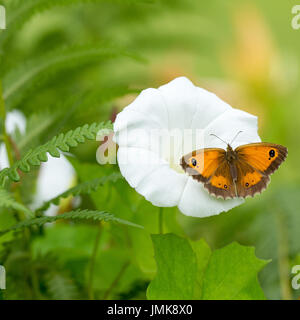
180,148,226,183
235,143,287,175
203,160,237,199
235,159,270,198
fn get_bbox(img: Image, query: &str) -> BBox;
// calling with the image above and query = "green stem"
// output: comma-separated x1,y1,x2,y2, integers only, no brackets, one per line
158,207,163,234
0,80,14,167
275,209,292,300
0,82,38,298
103,261,130,300
0,80,25,220
88,224,102,300
30,265,42,299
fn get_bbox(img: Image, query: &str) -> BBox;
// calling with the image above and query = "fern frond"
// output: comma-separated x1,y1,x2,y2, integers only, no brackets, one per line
23,86,138,134
0,186,33,218
17,111,59,152
3,43,142,110
1,0,152,48
0,121,113,183
46,272,80,300
0,209,143,236
36,173,122,212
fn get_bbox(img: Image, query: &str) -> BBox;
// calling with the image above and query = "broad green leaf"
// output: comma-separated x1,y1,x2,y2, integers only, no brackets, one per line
147,234,269,300
147,233,197,300
201,242,269,300
189,239,211,297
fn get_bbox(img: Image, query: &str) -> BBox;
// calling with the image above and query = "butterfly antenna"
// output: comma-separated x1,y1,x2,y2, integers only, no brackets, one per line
230,131,243,145
209,134,228,146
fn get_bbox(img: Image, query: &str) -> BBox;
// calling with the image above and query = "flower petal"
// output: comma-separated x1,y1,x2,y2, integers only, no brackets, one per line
114,88,168,133
118,146,187,207
158,77,199,129
178,177,244,217
114,77,261,218
114,88,169,152
190,87,232,130
203,108,261,149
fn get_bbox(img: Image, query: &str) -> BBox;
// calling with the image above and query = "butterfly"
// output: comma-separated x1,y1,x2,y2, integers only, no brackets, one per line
180,132,288,199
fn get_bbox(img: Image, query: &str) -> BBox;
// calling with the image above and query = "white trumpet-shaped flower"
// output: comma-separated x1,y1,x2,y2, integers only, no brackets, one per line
113,77,261,217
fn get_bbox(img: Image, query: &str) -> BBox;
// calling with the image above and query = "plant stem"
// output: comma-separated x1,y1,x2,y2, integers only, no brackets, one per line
0,80,25,220
275,209,292,300
88,223,102,300
30,265,42,299
0,80,14,167
103,261,130,300
158,207,163,234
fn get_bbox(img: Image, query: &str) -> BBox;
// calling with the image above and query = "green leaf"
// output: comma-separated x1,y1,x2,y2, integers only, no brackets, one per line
201,242,269,300
2,43,143,110
36,173,123,212
189,239,211,298
0,210,18,252
46,272,80,300
0,122,112,184
0,209,143,236
0,0,153,49
16,111,59,152
147,234,197,300
147,234,269,300
0,186,33,218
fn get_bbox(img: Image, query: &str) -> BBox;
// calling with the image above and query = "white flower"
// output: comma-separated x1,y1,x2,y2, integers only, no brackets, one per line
113,77,261,217
0,111,75,216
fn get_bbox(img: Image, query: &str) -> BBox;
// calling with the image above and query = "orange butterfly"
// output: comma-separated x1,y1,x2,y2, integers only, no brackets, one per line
180,132,288,199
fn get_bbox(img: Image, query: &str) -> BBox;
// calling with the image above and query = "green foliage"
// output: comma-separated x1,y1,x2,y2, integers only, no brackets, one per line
0,0,296,301
0,122,112,183
16,112,60,152
147,234,269,300
147,233,197,299
0,187,33,218
3,44,141,110
201,242,269,300
0,209,143,236
0,0,152,49
45,272,80,300
36,172,123,212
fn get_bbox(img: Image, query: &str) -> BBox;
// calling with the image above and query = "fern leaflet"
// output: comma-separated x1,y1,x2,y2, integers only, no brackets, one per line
1,0,152,48
0,186,33,218
0,121,113,184
36,172,122,212
3,44,142,110
0,209,143,236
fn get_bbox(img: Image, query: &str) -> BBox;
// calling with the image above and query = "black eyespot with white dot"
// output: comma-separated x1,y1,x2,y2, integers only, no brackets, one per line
224,184,228,189
191,158,197,166
269,149,275,158
245,182,249,187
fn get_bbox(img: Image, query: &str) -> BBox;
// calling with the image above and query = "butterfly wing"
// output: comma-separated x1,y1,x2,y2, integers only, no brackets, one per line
235,159,270,198
180,148,225,183
181,143,287,199
203,160,237,199
181,148,236,199
234,142,287,198
235,143,288,175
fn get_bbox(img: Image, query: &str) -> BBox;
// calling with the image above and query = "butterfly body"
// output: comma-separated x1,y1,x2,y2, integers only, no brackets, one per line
181,142,287,199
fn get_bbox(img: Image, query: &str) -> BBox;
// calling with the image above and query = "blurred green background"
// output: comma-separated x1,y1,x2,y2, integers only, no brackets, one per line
0,0,299,300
